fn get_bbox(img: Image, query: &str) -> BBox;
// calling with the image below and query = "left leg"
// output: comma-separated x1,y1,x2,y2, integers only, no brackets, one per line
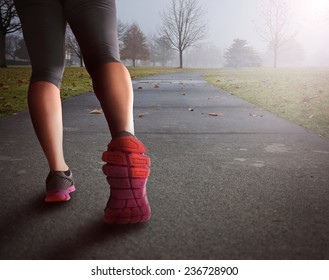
66,0,151,223
14,0,69,172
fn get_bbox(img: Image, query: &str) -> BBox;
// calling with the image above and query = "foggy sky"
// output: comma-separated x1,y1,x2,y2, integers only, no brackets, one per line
116,0,329,66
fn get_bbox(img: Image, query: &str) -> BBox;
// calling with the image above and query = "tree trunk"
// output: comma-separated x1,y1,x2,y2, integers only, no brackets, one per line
274,48,277,68
79,55,84,67
0,32,7,67
132,59,136,67
179,49,183,68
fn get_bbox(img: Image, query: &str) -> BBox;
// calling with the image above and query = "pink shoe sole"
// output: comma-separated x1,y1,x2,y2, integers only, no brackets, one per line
45,186,76,202
102,136,151,224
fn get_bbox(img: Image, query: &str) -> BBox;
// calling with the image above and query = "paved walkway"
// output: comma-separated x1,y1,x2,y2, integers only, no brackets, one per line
1,71,329,259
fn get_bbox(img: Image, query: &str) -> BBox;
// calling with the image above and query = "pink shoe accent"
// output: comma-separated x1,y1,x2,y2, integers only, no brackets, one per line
45,186,76,202
102,136,151,224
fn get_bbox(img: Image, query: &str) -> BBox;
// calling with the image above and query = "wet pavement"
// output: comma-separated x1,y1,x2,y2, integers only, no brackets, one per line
1,71,329,259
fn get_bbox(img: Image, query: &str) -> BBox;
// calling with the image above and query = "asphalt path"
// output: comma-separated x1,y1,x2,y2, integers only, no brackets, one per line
1,71,329,259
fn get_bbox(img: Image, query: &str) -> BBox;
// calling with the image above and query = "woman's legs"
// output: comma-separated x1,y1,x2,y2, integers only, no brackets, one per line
17,0,135,173
16,0,150,216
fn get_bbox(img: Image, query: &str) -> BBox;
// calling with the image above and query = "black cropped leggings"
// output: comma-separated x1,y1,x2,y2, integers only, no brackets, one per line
14,0,120,87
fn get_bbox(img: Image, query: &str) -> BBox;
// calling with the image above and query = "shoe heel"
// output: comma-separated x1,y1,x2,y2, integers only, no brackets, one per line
102,137,151,224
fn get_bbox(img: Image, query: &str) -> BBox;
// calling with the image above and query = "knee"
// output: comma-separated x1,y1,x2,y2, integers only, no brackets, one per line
30,59,65,88
30,70,64,88
83,44,121,75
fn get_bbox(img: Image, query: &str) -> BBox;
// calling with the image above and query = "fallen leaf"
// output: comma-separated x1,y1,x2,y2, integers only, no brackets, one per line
309,115,314,119
138,86,143,90
189,108,194,111
180,92,186,95
89,109,103,114
249,113,263,117
138,112,144,118
208,113,224,117
154,84,160,88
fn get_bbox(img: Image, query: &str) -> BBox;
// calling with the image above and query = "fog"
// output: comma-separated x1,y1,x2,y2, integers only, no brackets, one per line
116,0,329,67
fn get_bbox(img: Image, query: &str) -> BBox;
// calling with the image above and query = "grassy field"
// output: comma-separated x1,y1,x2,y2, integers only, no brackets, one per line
0,66,196,117
204,68,329,138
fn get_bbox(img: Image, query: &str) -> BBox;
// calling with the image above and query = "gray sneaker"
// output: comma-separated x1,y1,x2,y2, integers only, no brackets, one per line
45,170,75,202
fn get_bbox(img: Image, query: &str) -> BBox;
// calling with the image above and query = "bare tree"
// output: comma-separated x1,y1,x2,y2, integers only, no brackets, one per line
0,0,21,67
158,0,208,68
65,26,84,67
120,22,150,67
256,0,295,68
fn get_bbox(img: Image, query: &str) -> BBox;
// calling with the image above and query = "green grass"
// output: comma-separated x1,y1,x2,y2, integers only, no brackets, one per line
0,66,197,117
204,68,329,137
0,67,30,116
128,66,198,79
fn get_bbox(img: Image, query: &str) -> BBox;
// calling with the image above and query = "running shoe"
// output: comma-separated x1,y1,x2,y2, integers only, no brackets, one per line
102,135,151,224
45,170,75,202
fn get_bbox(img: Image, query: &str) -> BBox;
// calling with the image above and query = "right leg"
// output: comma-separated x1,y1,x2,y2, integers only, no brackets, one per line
66,0,151,223
90,62,135,137
66,0,134,137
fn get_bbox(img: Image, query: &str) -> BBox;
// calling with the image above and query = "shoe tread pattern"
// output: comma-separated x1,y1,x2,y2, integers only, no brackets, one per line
102,137,151,224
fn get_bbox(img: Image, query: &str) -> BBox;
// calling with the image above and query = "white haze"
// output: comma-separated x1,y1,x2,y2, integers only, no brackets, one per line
116,0,329,67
